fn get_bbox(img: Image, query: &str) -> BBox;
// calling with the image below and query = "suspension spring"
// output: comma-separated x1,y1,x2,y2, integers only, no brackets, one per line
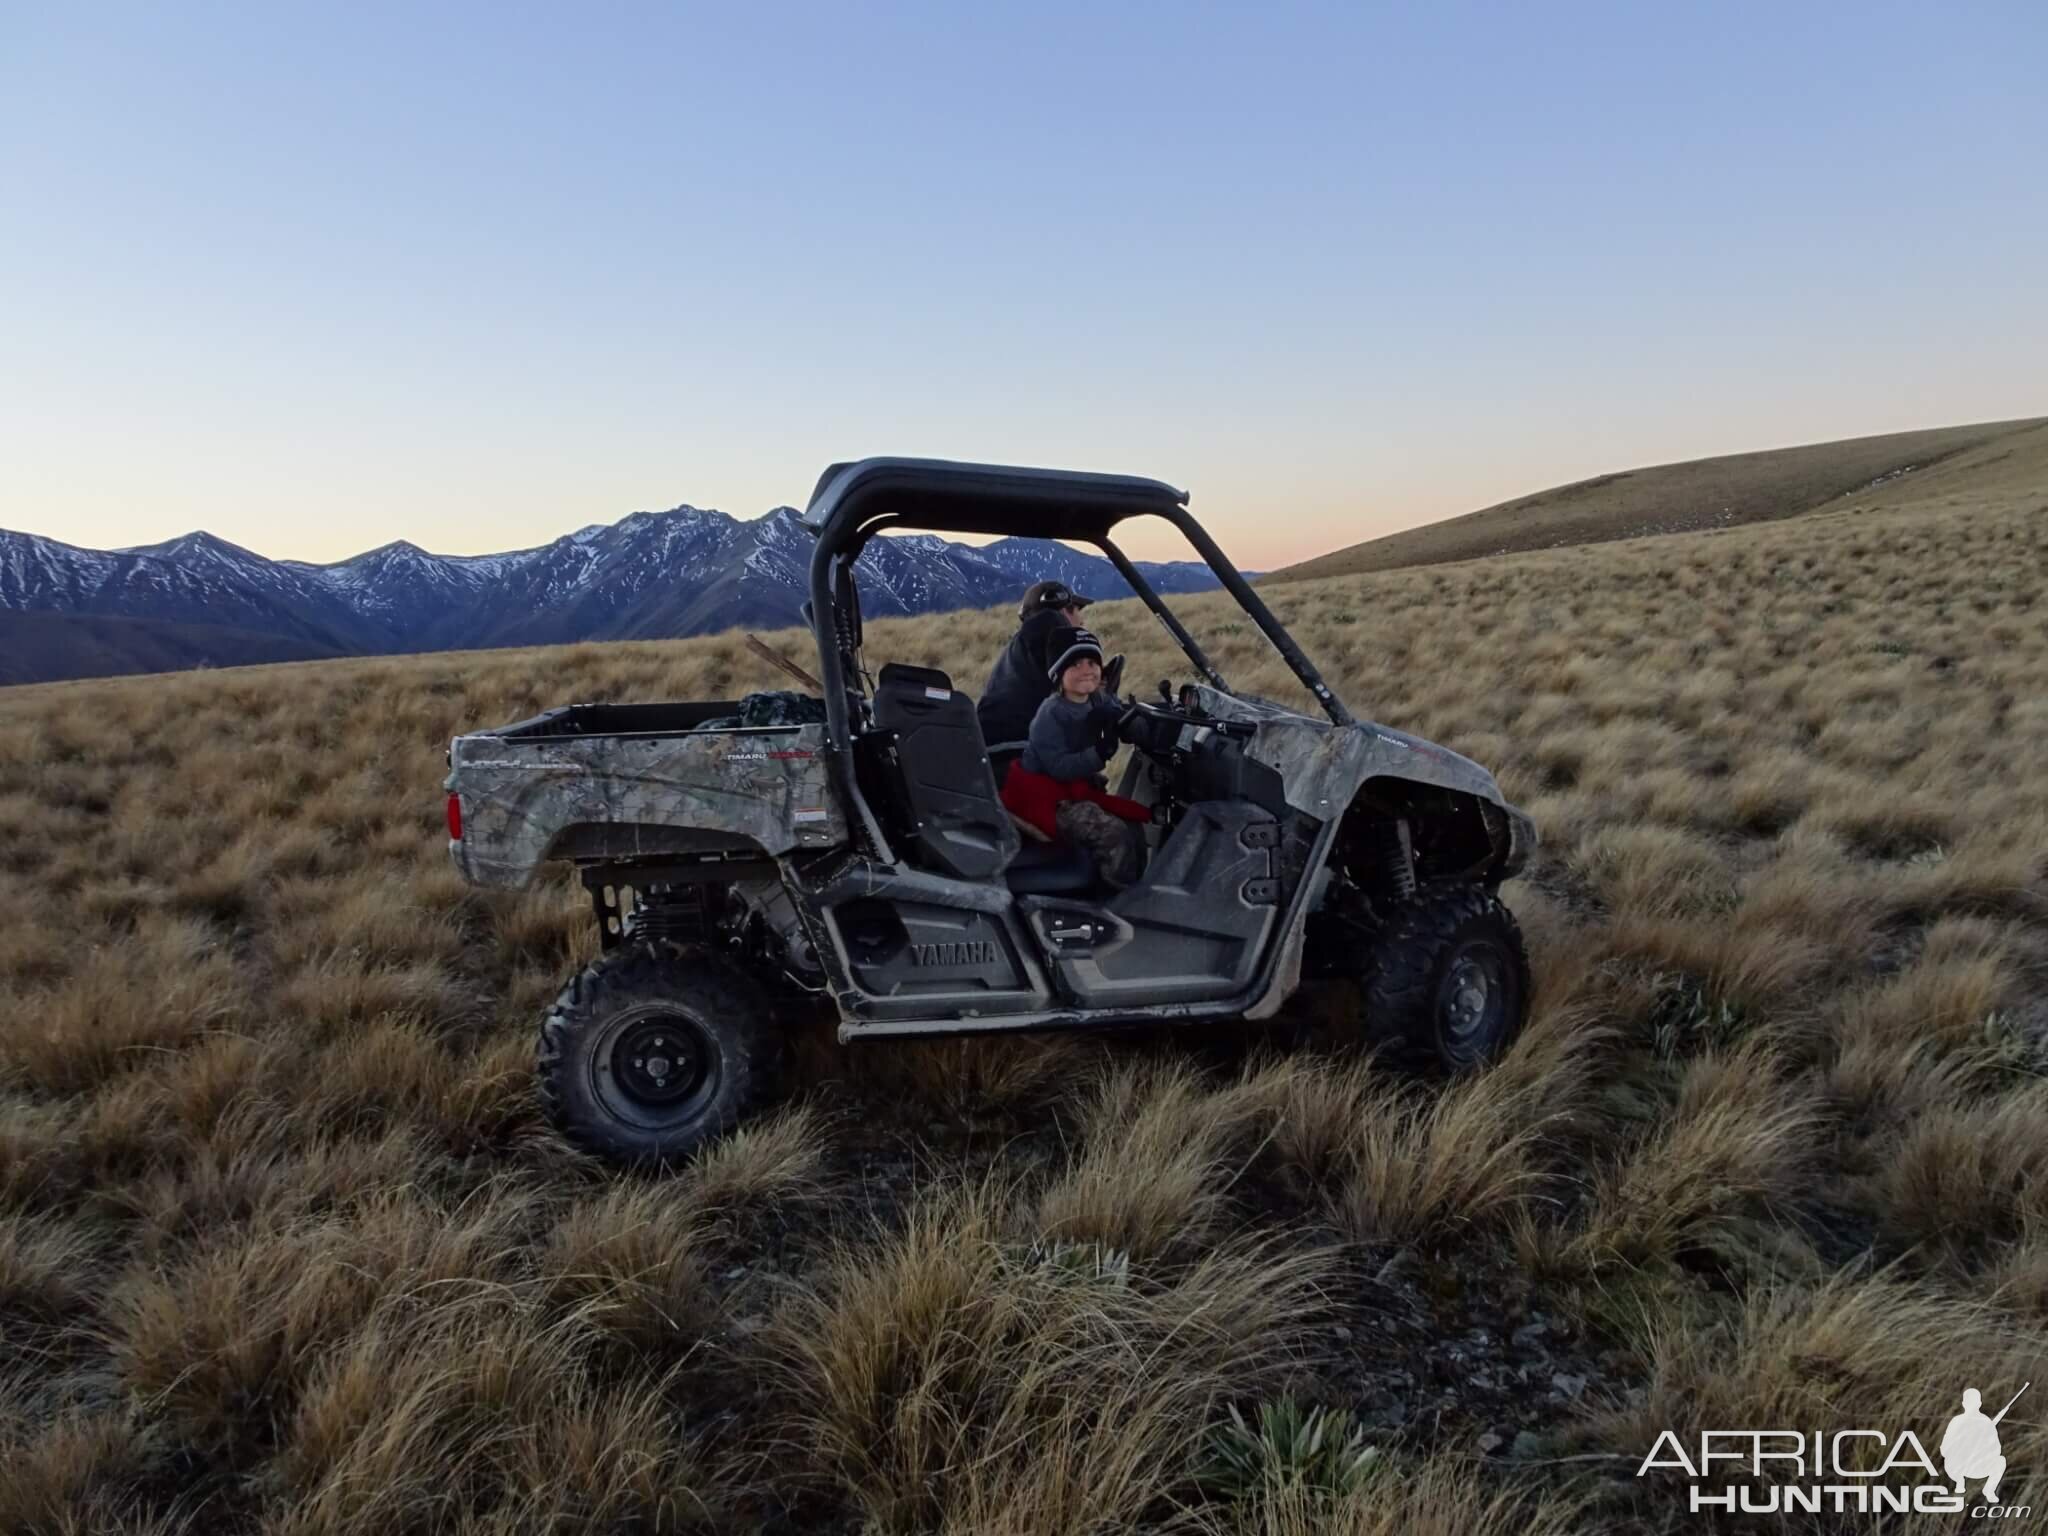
1366,820,1415,906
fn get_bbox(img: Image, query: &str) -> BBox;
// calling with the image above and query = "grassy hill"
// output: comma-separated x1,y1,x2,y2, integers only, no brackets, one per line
3,482,2046,1531
1267,415,2048,582
0,611,348,687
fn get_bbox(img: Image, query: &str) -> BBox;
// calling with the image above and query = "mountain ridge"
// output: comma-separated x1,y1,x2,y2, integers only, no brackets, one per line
1,504,1247,686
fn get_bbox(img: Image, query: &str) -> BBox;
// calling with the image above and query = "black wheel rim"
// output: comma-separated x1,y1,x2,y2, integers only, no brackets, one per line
1434,940,1510,1064
589,1008,721,1130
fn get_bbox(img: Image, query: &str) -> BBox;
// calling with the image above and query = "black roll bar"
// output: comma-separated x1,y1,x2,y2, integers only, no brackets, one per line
807,544,875,846
1096,537,1228,692
1153,506,1354,726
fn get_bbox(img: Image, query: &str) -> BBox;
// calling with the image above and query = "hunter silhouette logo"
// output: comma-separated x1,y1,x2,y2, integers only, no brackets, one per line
1637,1381,2033,1517
1943,1384,2027,1504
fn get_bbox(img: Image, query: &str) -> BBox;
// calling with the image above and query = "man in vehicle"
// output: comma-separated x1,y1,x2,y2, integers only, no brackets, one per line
976,580,1122,775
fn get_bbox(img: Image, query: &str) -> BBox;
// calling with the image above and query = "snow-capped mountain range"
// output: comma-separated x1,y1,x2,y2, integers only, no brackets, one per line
0,505,1251,685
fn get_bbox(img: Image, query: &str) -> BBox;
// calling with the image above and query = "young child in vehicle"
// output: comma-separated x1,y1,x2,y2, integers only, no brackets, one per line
999,627,1151,886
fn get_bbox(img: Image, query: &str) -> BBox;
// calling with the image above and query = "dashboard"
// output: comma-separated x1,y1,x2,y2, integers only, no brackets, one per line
1116,690,1283,818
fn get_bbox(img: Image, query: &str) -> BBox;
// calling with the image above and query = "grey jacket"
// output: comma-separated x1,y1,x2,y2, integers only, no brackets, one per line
1021,691,1121,781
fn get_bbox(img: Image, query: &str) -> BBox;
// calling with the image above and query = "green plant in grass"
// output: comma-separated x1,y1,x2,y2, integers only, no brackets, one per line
1977,1009,2047,1078
1648,973,1748,1058
1199,1396,1383,1504
1007,1237,1133,1289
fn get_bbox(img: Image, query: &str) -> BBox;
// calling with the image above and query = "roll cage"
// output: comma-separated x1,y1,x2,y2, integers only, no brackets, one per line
800,456,1353,765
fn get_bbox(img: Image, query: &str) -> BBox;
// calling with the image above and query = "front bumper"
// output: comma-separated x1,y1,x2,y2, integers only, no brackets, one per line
1489,802,1538,881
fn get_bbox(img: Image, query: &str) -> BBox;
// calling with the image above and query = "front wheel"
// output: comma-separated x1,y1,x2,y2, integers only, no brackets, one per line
537,940,781,1169
1363,889,1529,1072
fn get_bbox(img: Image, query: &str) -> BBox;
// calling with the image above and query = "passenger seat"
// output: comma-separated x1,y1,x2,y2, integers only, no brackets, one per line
867,664,1019,882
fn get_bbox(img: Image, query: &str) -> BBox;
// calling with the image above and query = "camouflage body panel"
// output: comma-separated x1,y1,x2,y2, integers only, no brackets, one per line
1189,686,1536,870
446,722,845,889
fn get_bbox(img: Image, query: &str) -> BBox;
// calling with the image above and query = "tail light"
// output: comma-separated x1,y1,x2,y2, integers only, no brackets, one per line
445,793,463,840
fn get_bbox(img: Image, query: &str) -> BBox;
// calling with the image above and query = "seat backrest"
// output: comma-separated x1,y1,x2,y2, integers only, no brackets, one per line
869,663,1019,882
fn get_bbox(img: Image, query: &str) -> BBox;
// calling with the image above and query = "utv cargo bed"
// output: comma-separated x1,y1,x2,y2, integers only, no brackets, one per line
447,702,845,889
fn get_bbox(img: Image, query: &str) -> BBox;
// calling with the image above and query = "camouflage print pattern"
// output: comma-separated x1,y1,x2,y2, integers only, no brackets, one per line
446,720,844,889
692,691,830,731
1055,800,1142,887
1183,685,1536,874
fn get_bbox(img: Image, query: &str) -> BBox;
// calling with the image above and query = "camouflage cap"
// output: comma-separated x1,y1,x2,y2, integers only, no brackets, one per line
1019,580,1093,620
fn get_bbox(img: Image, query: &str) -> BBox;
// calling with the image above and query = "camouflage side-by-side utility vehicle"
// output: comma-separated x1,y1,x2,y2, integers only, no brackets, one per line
445,458,1537,1168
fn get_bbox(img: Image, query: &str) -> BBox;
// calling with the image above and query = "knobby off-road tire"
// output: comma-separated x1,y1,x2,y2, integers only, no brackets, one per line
538,940,782,1170
1363,888,1530,1073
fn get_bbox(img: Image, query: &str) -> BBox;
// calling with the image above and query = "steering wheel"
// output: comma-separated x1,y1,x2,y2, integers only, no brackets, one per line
1117,696,1202,749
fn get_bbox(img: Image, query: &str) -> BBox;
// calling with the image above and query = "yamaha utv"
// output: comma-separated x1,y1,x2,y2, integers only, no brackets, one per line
444,458,1537,1168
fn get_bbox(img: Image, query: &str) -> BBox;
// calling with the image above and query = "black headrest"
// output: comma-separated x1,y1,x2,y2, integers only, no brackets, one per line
878,662,953,692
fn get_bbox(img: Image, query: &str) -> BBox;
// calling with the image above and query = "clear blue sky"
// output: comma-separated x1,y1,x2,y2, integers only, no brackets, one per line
2,1,2041,567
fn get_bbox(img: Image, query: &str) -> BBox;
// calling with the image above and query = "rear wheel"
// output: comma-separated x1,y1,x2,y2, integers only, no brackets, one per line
1363,889,1529,1072
538,940,781,1169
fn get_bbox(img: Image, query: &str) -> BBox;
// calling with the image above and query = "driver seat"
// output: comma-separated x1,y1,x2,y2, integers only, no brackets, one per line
1004,839,1097,894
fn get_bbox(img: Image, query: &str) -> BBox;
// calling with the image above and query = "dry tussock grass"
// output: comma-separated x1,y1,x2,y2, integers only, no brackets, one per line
1217,1457,1585,1536
1577,1271,2047,1527
1035,1059,1278,1260
273,1296,708,1536
776,1176,1332,1534
1568,1044,1821,1275
1,478,2044,1528
1330,1063,1561,1244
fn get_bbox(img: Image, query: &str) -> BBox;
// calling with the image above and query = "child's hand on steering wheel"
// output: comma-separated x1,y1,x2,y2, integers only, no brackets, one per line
1093,712,1121,758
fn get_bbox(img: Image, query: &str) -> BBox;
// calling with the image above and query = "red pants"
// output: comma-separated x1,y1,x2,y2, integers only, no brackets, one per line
1000,763,1150,841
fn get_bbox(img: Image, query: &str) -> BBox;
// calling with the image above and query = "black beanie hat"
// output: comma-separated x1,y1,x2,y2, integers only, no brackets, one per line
1045,626,1105,682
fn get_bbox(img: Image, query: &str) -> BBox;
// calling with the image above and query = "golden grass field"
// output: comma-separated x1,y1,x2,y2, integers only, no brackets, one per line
1269,416,2048,581
2,455,2045,1533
